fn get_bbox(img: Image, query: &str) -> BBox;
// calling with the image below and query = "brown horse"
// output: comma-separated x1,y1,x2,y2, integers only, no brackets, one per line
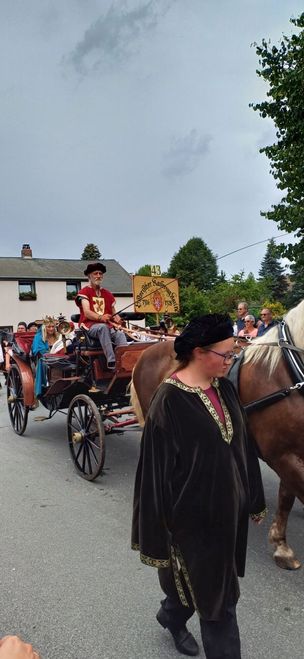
131,299,304,570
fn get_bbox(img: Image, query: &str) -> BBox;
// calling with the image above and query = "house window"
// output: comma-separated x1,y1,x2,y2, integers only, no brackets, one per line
66,281,81,300
0,325,13,333
18,281,37,301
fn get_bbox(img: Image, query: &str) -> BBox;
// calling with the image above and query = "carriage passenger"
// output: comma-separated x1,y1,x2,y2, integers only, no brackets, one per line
32,317,59,357
32,317,59,396
75,262,127,371
16,321,27,333
132,313,266,659
27,321,39,333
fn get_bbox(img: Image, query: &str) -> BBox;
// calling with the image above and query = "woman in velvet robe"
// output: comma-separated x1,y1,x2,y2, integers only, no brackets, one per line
132,313,266,659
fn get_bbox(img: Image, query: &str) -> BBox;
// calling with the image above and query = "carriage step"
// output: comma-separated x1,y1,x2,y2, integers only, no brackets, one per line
89,382,108,393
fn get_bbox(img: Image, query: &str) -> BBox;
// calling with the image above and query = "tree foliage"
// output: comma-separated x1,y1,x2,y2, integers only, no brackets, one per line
284,261,304,307
174,284,210,325
205,272,267,318
170,271,271,326
136,264,153,276
258,239,288,301
167,237,218,291
81,243,101,260
251,13,304,267
259,299,287,319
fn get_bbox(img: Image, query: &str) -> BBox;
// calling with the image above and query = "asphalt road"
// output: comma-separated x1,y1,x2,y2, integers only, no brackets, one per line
0,377,304,659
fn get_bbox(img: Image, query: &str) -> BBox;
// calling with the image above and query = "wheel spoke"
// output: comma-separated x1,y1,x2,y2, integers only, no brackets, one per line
86,435,100,449
11,404,16,424
84,442,93,474
77,401,85,428
15,404,21,431
75,442,84,463
86,439,99,464
68,419,82,433
71,408,83,430
81,441,86,473
85,409,94,434
84,404,89,430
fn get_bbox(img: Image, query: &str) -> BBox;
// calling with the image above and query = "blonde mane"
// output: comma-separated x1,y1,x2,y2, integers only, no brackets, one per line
242,299,304,376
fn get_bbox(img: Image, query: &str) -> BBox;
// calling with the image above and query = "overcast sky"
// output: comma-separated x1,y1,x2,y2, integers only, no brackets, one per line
1,1,302,278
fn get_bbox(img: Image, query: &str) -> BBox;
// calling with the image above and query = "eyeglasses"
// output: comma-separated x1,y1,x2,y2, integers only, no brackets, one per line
204,349,236,364
244,320,252,323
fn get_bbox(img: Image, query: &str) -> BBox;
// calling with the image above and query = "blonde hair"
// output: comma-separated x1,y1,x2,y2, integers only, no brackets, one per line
42,316,58,342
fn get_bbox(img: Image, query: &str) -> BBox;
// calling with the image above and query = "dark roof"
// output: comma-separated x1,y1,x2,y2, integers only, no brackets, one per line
0,258,132,294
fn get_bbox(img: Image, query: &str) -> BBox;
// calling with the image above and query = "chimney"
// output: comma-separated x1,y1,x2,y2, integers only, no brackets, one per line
21,244,32,258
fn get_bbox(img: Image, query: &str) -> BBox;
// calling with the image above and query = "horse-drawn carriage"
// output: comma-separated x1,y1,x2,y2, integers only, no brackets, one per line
4,299,304,569
4,314,155,481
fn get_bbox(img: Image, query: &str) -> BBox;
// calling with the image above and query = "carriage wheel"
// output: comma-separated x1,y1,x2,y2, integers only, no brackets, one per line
67,394,105,481
7,365,29,435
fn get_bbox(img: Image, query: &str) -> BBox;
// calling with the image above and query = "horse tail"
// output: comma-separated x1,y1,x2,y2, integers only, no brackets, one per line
130,380,145,427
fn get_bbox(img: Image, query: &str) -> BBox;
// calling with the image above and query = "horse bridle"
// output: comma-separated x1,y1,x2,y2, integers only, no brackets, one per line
232,320,304,415
278,320,304,385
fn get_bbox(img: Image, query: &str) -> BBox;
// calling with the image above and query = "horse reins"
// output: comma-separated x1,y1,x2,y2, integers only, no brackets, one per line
232,320,304,414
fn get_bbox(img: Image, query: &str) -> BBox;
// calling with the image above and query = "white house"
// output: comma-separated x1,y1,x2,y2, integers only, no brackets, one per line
0,245,134,332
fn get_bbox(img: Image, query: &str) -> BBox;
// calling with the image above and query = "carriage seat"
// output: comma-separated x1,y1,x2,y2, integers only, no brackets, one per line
78,331,101,350
43,354,77,370
12,332,36,361
70,314,102,350
42,353,77,386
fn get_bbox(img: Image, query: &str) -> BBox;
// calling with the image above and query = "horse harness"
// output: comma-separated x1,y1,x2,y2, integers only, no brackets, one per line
229,320,304,415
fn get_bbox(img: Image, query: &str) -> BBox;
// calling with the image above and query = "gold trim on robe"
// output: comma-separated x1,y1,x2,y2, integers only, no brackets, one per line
164,377,234,444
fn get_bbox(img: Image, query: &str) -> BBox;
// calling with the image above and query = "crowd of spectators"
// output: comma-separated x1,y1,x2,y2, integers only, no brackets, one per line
236,302,277,339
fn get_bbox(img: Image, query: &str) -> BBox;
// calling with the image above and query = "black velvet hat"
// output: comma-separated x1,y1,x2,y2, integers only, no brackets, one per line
84,262,107,276
174,313,233,357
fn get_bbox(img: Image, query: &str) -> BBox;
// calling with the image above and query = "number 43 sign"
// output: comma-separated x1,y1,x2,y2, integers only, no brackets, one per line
150,265,161,277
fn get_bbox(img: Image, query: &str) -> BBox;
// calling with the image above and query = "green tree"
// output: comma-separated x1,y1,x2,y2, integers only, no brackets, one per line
260,299,287,320
167,237,218,291
136,265,154,276
284,260,304,307
258,239,288,301
205,272,267,318
81,243,101,260
251,13,304,270
174,284,210,325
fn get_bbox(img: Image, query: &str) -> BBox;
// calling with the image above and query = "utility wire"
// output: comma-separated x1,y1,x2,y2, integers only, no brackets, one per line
216,233,290,261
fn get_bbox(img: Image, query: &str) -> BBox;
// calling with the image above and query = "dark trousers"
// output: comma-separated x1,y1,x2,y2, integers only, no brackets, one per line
158,567,241,659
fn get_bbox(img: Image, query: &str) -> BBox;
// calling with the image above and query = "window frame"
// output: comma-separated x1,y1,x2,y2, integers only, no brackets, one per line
18,281,37,301
66,281,81,300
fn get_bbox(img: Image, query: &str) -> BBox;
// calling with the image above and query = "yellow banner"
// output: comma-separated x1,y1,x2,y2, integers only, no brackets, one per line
132,276,180,313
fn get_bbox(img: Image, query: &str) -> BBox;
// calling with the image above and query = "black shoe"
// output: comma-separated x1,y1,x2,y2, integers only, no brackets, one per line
107,360,116,371
156,608,199,656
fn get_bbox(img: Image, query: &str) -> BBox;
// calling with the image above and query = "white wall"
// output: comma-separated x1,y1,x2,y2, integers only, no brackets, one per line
0,281,136,331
